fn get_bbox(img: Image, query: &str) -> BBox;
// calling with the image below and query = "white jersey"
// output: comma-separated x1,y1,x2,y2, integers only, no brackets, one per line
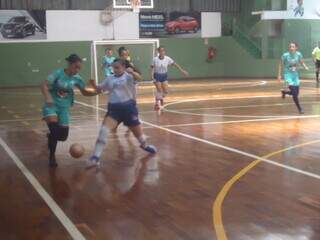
151,56,175,74
98,72,136,104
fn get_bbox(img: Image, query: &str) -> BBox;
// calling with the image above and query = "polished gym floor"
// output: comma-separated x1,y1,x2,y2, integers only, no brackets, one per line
1,79,320,240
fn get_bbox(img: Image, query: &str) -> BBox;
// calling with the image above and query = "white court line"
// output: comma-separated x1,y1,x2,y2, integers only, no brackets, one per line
162,95,320,118
0,137,86,240
163,101,320,112
75,100,320,181
163,93,320,109
158,115,320,128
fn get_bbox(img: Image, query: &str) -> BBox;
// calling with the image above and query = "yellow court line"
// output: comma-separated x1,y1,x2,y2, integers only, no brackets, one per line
213,139,320,240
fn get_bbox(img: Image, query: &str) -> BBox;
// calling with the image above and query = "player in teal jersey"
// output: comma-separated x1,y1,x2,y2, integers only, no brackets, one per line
102,48,116,77
278,42,309,114
41,54,97,167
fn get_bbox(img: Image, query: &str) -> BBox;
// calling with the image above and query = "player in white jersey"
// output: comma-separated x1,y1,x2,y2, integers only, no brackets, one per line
151,46,189,110
87,59,157,168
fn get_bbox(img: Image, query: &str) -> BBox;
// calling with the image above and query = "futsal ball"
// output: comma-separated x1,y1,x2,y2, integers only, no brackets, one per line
69,143,85,159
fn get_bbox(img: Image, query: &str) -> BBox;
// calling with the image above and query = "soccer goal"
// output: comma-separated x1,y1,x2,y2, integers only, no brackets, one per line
91,39,160,85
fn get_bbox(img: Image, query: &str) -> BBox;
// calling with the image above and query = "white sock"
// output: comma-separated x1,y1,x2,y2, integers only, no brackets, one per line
155,91,163,102
162,91,168,98
137,135,147,148
92,125,109,159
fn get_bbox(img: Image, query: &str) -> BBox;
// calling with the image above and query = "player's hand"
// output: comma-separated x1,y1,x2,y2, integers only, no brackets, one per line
182,70,189,77
46,101,54,108
126,67,134,74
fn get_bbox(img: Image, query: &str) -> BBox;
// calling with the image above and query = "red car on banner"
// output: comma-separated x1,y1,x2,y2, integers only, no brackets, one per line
165,16,199,34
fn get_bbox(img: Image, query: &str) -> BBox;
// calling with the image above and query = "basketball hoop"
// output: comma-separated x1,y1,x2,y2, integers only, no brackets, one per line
131,0,141,13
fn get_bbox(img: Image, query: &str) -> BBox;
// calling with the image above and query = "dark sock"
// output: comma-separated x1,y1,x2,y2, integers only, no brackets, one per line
58,127,69,142
292,95,302,112
317,72,319,81
47,122,60,157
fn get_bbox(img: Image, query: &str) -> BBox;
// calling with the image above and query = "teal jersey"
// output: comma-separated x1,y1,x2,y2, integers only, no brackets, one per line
281,52,303,86
47,68,85,108
103,56,116,77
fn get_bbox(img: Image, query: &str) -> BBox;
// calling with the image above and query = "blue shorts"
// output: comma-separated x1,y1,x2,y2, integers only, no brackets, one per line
107,100,140,127
154,73,168,83
42,104,70,126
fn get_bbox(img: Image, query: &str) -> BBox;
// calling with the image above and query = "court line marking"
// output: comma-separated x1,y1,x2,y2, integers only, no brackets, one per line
157,115,320,128
163,98,320,118
75,100,320,181
213,139,320,240
163,101,320,112
163,93,320,109
0,137,86,240
0,115,102,123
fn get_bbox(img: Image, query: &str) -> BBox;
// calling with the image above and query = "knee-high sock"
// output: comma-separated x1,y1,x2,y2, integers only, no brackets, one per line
92,125,109,159
316,71,319,81
155,91,163,101
290,86,302,112
47,123,70,156
58,127,69,141
47,122,59,156
162,91,168,98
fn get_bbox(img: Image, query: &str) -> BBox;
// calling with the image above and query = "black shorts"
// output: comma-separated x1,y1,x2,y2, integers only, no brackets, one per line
315,60,320,68
106,100,140,127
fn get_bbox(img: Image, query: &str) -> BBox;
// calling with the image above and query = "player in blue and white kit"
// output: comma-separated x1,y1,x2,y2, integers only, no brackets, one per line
151,46,189,110
278,42,309,114
87,59,157,168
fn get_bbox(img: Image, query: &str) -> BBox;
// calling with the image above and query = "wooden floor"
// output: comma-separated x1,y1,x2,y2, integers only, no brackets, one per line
1,79,320,240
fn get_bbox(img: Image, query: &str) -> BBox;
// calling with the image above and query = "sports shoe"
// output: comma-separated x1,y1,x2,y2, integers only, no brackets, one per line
141,145,157,154
281,89,286,99
86,156,101,169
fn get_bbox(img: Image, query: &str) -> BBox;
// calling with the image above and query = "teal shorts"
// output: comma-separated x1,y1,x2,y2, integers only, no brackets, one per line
42,104,70,126
284,73,300,86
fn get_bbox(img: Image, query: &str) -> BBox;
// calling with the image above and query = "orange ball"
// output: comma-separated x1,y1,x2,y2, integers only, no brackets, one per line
69,143,85,159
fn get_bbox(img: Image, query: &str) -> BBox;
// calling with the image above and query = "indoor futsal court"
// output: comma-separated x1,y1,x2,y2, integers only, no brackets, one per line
1,0,320,240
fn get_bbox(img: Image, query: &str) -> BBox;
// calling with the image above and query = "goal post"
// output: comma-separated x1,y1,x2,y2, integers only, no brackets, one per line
91,39,160,86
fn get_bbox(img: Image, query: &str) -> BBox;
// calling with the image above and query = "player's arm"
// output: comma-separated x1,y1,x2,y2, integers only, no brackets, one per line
173,62,189,77
300,58,309,71
150,65,155,81
41,80,54,107
278,61,283,82
77,79,100,96
127,67,143,81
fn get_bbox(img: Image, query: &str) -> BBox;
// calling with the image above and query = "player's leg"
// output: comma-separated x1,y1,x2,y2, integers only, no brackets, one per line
129,125,157,154
87,116,119,168
43,105,70,167
154,80,163,110
316,61,320,86
161,81,169,106
123,101,157,153
289,85,303,114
